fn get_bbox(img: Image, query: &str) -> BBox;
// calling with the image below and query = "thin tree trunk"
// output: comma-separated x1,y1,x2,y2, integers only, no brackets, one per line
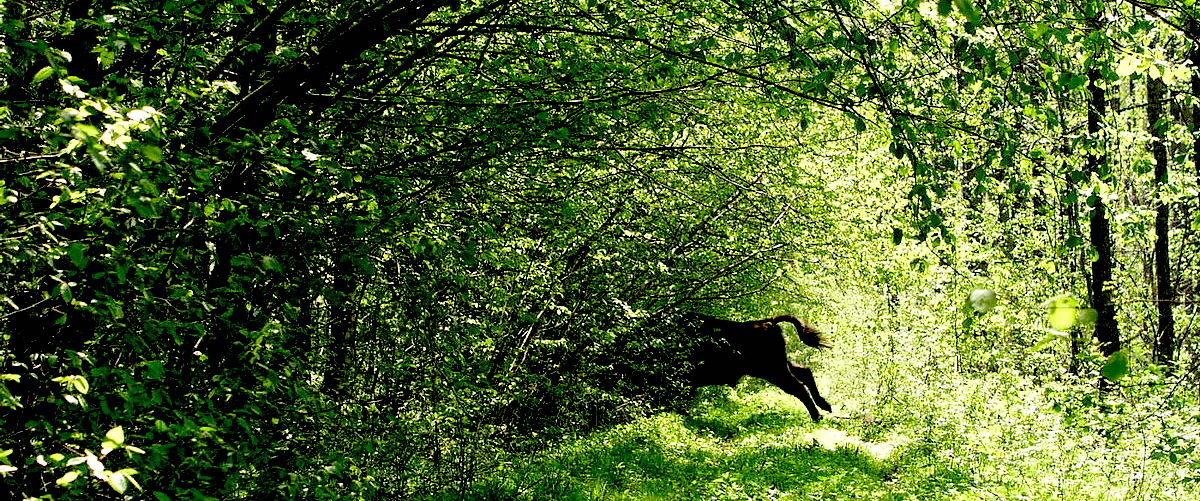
1193,22,1200,182
1147,77,1176,366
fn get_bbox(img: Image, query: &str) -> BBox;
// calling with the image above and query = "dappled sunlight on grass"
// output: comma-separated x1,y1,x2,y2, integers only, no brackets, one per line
485,414,894,500
803,428,905,462
466,387,970,500
464,366,1200,501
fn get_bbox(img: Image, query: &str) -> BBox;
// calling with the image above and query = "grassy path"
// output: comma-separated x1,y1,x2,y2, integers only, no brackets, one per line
467,376,1200,501
470,389,960,500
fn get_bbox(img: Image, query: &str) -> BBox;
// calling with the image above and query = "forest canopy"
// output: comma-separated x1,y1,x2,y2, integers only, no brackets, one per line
2,0,1200,498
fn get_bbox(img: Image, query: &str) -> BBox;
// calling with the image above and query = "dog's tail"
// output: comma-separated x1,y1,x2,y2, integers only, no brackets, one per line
769,315,830,349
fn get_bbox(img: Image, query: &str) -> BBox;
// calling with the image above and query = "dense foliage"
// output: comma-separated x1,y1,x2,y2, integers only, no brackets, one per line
1,0,1199,499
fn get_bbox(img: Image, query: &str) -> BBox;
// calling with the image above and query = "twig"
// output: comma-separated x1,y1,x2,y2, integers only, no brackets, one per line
0,153,62,164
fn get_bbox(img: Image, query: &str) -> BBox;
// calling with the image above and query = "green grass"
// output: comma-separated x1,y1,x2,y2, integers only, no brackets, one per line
448,287,1200,501
464,387,956,500
460,370,1200,501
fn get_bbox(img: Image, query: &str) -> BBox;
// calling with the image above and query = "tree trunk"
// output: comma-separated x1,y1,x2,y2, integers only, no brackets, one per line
322,258,361,397
62,0,102,88
1147,77,1176,366
1085,66,1120,364
207,0,453,142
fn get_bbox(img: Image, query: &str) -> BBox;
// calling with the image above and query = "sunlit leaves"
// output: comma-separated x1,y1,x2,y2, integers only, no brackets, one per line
5,0,1193,497
105,468,142,494
104,426,125,448
101,426,145,455
1042,294,1095,332
32,66,57,84
1032,294,1097,351
56,470,80,485
1113,51,1191,85
1032,330,1069,352
46,426,146,494
1115,54,1141,78
1045,294,1079,331
51,374,90,395
0,375,21,409
0,448,15,475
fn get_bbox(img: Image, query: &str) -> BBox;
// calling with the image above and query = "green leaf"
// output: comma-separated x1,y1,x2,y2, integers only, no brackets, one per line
1115,54,1141,78
261,255,283,273
144,360,165,380
53,375,89,394
32,66,55,83
1067,74,1088,90
68,242,89,269
892,228,903,245
120,469,142,491
105,426,125,446
954,0,981,25
1044,294,1079,331
56,470,80,486
141,145,164,162
853,115,866,132
938,0,952,16
1076,308,1098,327
107,470,129,494
1101,350,1129,381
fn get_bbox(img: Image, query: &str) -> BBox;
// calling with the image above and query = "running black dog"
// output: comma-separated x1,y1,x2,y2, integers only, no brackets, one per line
688,314,831,421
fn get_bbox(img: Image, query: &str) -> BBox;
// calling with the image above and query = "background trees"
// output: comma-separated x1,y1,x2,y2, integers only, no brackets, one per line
1,0,1199,498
